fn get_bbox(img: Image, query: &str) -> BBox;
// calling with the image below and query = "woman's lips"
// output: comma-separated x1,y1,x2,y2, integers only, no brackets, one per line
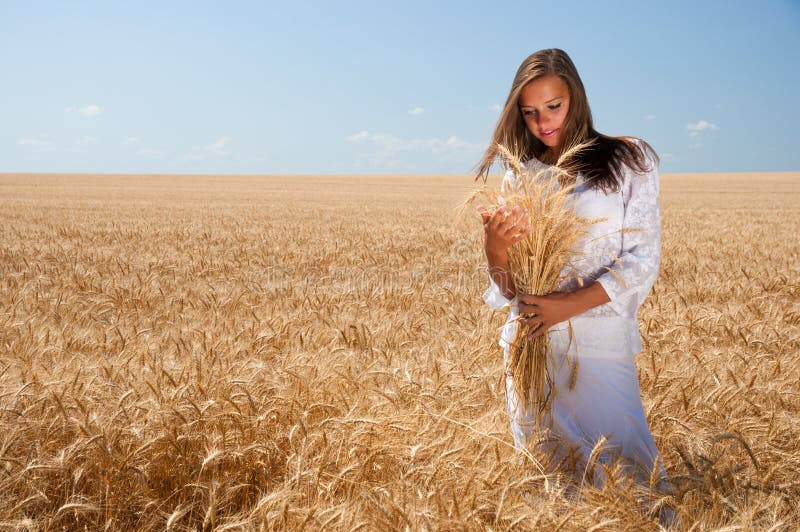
541,128,558,138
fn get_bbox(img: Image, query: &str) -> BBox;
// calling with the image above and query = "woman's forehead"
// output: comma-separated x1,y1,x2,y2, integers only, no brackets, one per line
519,76,568,107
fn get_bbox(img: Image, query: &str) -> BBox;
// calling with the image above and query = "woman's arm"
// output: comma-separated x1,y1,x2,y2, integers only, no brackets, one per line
567,281,612,313
479,169,530,309
518,282,611,338
593,145,661,317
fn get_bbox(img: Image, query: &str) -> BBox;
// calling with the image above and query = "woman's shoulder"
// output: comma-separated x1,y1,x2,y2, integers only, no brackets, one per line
613,137,660,204
597,136,659,193
619,136,659,171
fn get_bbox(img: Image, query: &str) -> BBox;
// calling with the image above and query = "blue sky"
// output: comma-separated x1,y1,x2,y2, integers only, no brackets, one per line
2,1,798,174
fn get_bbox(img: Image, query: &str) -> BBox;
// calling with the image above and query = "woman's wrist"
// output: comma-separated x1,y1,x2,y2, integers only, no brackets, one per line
485,247,515,300
485,245,508,263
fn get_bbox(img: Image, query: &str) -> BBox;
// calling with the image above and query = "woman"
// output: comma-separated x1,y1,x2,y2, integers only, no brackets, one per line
474,49,670,494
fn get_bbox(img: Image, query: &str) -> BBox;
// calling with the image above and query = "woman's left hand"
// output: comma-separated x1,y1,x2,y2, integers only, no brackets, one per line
517,292,583,340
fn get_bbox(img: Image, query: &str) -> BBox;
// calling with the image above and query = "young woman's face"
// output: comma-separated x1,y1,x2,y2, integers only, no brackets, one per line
519,75,570,151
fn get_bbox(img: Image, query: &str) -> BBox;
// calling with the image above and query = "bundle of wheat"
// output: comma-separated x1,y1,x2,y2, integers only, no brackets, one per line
468,141,605,415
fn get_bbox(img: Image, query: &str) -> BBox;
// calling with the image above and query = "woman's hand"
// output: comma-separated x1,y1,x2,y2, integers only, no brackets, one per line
476,204,531,255
517,291,583,340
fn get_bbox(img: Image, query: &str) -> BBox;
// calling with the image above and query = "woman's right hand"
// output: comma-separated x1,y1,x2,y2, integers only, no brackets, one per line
476,204,531,255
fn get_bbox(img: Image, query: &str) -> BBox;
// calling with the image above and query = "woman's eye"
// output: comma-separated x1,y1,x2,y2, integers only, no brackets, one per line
523,109,536,117
548,103,562,111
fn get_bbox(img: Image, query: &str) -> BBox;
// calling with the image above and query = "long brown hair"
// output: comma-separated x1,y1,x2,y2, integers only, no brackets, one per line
475,48,658,193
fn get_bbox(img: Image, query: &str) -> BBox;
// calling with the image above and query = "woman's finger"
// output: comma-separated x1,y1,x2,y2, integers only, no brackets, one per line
489,207,508,229
510,225,532,242
517,293,540,305
521,315,545,328
527,322,549,340
500,208,526,233
476,204,492,224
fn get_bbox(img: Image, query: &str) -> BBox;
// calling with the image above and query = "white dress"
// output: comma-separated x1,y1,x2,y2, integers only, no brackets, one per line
483,142,669,488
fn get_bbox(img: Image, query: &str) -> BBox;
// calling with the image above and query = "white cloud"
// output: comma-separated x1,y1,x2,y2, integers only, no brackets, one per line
66,104,102,117
643,114,656,121
347,131,482,153
186,136,232,161
686,119,719,149
686,120,719,138
346,130,370,142
490,103,502,112
122,138,164,157
207,136,231,155
138,148,165,157
77,135,97,145
19,137,52,147
409,106,424,115
346,130,484,168
442,136,478,150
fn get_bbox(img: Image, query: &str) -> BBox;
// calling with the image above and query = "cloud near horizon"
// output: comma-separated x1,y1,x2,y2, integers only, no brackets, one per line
66,104,102,117
19,138,52,147
346,131,370,142
186,136,232,161
346,130,483,169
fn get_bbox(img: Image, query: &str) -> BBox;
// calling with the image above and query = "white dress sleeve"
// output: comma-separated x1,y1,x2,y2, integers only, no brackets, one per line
482,168,517,310
594,148,661,318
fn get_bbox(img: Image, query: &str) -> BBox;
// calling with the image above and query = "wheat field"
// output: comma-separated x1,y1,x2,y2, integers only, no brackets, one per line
0,171,798,530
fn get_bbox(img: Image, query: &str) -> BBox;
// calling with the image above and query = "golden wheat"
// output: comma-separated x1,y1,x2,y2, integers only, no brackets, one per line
0,171,798,530
464,140,605,416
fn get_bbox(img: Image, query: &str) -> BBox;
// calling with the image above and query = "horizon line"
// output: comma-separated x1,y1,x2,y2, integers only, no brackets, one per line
2,170,800,178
